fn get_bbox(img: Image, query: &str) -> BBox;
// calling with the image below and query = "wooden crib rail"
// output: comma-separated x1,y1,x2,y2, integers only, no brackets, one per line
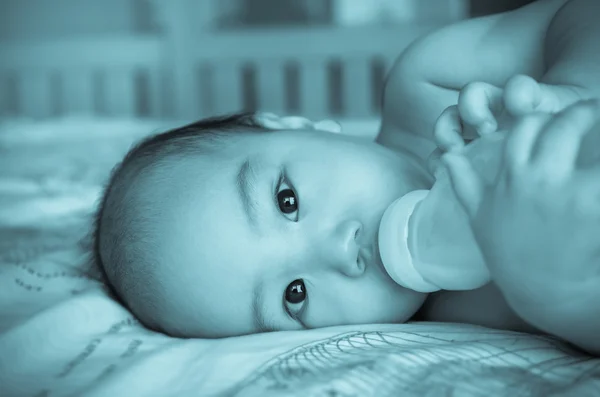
0,24,443,121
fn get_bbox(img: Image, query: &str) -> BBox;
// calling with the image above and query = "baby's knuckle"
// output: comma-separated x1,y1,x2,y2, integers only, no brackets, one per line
516,168,555,191
505,74,535,93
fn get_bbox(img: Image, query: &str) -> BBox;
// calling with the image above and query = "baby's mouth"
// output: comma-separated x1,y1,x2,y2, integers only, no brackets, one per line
357,248,367,273
368,231,385,274
357,215,389,278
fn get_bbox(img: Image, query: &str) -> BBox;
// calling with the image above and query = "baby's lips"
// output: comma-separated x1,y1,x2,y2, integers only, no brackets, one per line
373,226,385,271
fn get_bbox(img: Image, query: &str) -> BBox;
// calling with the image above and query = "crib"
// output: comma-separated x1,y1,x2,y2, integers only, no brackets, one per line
2,9,600,397
0,22,443,122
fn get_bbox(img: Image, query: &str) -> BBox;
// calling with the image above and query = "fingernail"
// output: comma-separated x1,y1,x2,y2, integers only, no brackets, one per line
480,120,497,135
448,129,465,148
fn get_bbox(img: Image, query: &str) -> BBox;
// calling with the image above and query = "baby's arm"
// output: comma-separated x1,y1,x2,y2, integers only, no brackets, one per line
379,0,599,161
442,100,600,356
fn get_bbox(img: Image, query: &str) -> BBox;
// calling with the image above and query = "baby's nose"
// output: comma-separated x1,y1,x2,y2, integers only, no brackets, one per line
326,220,365,277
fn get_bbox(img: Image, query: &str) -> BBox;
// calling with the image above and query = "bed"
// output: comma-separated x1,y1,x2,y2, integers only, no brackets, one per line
1,13,600,396
1,116,600,397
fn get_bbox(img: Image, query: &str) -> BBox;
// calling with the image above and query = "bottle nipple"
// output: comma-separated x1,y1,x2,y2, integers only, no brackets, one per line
378,190,441,293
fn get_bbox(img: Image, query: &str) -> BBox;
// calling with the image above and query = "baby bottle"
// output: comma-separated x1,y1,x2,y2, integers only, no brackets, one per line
378,132,505,293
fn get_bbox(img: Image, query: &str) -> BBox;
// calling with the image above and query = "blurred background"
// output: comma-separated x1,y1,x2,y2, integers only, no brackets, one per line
0,0,536,226
0,0,536,123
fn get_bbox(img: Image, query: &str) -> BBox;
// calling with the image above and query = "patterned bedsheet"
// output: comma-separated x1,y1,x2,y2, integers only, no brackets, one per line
0,117,598,397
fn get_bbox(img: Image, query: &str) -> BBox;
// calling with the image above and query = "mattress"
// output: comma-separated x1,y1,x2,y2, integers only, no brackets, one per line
0,117,599,397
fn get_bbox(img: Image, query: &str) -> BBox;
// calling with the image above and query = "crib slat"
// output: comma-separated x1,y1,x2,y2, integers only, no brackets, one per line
147,67,163,118
343,57,372,118
256,60,286,116
63,69,95,116
300,59,328,119
0,73,8,116
104,68,136,117
19,71,53,118
197,63,214,116
212,62,243,115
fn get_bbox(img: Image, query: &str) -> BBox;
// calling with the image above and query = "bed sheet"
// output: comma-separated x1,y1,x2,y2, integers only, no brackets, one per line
0,117,599,397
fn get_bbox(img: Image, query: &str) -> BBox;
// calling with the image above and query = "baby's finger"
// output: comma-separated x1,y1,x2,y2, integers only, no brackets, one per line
458,82,503,136
433,105,465,152
505,75,589,116
441,153,485,219
532,99,600,179
314,119,343,134
426,148,443,177
503,75,551,116
255,113,309,130
255,113,342,133
284,116,316,129
503,113,550,172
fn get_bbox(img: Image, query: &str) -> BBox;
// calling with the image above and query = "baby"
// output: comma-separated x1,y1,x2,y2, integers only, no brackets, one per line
95,112,433,338
94,0,600,350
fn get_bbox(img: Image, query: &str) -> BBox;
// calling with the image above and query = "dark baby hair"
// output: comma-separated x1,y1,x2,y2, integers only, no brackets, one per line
93,112,270,333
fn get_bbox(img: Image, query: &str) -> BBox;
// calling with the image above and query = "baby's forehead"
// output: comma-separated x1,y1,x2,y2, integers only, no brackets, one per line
148,129,343,207
147,156,265,280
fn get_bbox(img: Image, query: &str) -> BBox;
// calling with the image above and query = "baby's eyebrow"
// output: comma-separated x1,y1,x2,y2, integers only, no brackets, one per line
252,280,277,333
236,157,261,233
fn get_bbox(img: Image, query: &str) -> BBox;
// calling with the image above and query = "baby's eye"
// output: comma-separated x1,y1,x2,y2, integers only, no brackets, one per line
284,279,308,320
277,188,298,217
285,279,306,303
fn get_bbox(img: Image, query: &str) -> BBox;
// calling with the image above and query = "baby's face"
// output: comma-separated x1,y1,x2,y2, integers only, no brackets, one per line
151,129,431,337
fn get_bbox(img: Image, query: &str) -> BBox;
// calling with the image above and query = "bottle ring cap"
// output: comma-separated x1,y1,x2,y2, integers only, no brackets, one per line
378,190,440,293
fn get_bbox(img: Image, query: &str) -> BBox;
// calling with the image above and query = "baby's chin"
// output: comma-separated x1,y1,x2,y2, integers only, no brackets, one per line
397,289,429,322
361,284,428,325
355,299,426,327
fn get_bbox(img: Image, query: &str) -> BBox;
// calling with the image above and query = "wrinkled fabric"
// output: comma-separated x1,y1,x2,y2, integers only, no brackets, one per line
1,118,598,397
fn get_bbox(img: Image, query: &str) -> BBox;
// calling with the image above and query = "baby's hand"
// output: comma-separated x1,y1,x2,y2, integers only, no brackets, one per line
441,100,600,329
255,112,342,133
428,75,589,175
